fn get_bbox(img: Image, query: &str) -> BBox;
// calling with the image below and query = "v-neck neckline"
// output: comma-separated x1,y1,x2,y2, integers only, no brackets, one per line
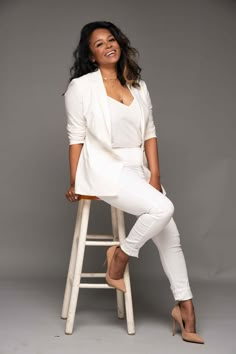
100,69,135,107
107,94,135,107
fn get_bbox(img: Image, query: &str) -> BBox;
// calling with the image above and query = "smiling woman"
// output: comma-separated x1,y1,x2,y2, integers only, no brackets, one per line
63,20,205,344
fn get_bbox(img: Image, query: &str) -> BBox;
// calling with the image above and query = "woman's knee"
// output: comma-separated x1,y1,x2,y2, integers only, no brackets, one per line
150,196,175,221
163,198,175,220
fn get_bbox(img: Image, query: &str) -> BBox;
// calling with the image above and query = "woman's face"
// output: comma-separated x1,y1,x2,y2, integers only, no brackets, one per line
88,28,121,67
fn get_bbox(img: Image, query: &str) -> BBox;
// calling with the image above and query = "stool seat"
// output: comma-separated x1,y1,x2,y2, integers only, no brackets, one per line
77,195,100,200
61,197,135,335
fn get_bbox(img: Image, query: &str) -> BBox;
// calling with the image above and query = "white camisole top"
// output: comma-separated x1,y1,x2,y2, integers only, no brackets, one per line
107,95,142,148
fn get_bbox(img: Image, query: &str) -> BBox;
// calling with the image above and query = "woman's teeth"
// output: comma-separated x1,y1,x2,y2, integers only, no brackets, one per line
106,51,116,56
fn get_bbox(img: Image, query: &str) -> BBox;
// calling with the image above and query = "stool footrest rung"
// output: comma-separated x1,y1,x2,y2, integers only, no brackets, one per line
86,234,114,240
85,241,120,246
81,273,106,277
69,273,106,287
79,283,117,289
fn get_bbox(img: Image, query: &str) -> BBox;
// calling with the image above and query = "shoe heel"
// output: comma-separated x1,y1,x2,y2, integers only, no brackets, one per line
172,317,176,336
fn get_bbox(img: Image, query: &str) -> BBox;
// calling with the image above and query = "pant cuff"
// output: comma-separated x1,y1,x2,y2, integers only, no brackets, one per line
120,242,139,258
172,286,193,301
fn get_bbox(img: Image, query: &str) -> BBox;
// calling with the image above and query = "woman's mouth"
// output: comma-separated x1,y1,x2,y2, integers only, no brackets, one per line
105,50,116,57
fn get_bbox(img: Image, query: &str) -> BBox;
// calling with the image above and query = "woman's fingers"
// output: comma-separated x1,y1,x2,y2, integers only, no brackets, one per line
65,187,79,202
65,190,72,202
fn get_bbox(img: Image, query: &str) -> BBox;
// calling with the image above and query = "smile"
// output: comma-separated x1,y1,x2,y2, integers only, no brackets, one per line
105,50,116,57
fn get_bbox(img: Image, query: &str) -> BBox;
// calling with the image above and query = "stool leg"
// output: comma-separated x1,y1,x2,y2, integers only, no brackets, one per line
111,205,119,241
117,208,135,335
111,206,125,319
61,200,84,319
65,199,91,334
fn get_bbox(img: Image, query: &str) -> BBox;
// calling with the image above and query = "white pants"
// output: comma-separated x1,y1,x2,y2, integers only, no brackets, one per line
99,147,193,301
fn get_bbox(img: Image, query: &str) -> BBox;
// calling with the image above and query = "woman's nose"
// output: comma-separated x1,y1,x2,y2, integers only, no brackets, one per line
106,42,112,48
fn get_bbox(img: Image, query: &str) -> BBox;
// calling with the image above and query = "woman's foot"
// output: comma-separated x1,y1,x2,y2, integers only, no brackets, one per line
179,299,196,333
171,302,204,344
108,246,129,279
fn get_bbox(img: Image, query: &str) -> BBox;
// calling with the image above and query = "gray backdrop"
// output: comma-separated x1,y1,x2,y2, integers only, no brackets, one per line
1,0,235,282
0,0,235,353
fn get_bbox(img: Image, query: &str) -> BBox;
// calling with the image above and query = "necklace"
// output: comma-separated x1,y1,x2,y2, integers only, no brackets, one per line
102,76,117,80
102,76,118,89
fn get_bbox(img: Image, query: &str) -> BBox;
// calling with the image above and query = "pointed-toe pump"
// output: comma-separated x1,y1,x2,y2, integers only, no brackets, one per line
103,245,127,293
171,303,205,344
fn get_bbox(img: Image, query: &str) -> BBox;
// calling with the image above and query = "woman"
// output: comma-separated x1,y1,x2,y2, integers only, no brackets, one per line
63,21,204,344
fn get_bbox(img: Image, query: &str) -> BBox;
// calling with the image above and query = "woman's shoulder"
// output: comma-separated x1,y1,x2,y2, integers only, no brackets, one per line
65,72,95,96
138,78,148,90
69,72,94,86
72,71,97,84
135,79,150,99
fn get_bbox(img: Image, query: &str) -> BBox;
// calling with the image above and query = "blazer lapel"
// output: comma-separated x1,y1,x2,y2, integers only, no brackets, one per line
128,82,146,149
93,68,112,146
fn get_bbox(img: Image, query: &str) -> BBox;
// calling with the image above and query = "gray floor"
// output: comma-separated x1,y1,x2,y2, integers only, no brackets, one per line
0,278,235,354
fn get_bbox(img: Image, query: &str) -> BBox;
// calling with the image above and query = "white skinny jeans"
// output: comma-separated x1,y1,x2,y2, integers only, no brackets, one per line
99,147,193,301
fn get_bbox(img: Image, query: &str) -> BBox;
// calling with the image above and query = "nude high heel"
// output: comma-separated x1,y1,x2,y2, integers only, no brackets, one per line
102,245,127,293
171,303,205,344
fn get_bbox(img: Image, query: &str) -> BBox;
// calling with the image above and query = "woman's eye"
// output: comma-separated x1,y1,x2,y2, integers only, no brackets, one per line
96,38,115,47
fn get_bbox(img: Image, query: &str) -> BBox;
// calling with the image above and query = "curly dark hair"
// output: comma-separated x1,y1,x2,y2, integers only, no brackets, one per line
62,21,142,95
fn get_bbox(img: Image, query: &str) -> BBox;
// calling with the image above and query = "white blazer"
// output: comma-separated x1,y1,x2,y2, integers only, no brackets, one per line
64,67,167,196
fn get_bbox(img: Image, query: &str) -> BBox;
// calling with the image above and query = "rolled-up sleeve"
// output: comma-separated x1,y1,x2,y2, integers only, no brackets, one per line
142,80,157,141
64,79,87,145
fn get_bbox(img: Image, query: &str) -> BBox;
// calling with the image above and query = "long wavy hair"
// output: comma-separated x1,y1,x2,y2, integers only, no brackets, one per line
62,21,142,95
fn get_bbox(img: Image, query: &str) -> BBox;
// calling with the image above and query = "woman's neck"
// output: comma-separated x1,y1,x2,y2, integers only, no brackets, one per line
99,66,118,79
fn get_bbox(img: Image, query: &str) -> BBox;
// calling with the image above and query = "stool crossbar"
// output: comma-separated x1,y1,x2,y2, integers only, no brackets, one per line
61,195,135,335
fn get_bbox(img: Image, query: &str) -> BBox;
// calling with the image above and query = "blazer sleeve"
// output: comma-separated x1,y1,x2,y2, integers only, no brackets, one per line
64,79,87,145
141,80,157,141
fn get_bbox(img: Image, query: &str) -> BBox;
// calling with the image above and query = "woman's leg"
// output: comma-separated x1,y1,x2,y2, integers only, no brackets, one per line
151,217,193,301
150,218,196,331
99,165,193,302
100,165,197,332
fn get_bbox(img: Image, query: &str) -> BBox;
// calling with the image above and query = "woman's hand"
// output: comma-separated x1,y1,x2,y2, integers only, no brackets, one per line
149,176,163,193
65,185,80,202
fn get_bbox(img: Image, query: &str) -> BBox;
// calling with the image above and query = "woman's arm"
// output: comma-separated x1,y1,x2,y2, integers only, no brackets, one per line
69,143,83,187
64,79,87,199
142,80,162,192
144,137,160,178
144,138,162,192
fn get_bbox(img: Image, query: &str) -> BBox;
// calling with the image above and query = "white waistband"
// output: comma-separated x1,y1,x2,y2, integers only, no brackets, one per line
112,147,143,166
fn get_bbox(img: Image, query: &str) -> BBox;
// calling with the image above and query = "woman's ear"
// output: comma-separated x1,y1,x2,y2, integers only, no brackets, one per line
89,54,96,63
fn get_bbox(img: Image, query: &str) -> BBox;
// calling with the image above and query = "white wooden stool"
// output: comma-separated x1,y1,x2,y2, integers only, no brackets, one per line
61,195,135,335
